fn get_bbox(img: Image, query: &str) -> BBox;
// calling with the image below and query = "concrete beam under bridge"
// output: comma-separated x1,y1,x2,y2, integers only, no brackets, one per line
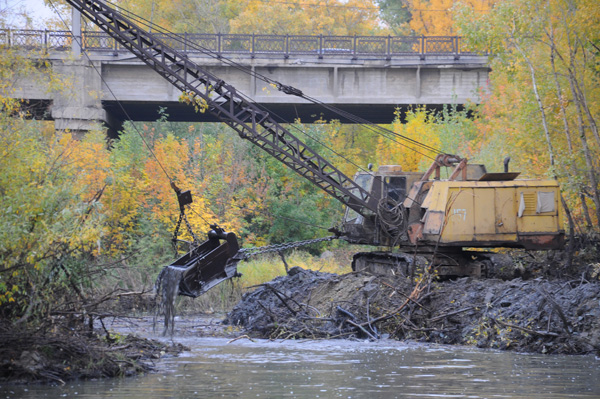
12,41,490,136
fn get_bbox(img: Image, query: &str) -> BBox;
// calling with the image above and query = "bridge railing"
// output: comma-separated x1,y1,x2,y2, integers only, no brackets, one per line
0,29,479,59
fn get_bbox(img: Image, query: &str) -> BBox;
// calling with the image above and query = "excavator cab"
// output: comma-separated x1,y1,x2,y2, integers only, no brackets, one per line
342,165,423,246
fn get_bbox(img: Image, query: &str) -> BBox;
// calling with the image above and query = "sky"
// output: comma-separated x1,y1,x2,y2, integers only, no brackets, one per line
3,0,63,27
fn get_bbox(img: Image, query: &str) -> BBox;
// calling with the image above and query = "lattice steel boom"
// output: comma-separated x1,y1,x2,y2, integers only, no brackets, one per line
64,0,375,216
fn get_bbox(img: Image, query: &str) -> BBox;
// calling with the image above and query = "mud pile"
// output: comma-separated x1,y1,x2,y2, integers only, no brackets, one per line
0,323,186,384
226,266,600,355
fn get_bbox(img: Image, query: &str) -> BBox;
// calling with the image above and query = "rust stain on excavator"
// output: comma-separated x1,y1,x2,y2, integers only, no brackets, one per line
518,233,565,250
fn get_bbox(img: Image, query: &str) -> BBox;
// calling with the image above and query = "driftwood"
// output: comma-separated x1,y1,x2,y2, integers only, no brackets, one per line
490,317,560,337
428,307,475,323
361,277,428,327
227,335,255,344
536,287,572,335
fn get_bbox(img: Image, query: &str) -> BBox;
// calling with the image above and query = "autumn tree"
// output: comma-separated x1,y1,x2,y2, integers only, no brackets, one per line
94,0,235,33
322,121,379,178
228,0,381,35
376,108,439,170
0,116,110,320
377,0,495,36
249,122,346,246
377,0,413,35
457,0,599,229
0,22,115,320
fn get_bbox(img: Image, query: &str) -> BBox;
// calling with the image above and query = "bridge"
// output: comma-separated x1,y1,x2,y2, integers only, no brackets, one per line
5,28,489,135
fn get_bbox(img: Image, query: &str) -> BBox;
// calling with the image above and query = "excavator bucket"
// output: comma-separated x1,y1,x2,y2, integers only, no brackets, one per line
168,226,241,298
154,225,242,335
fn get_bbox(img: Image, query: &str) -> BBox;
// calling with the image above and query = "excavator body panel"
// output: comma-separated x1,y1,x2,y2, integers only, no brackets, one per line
419,179,564,249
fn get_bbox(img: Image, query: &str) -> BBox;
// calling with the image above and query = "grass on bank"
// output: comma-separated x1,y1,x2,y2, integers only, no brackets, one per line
99,249,355,316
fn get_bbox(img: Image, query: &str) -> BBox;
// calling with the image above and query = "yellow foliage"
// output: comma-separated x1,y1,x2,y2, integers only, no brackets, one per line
378,108,440,171
229,0,380,35
407,0,496,35
0,116,110,306
179,91,208,114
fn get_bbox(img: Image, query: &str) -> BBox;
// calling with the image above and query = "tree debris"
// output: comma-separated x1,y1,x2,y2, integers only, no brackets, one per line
226,266,600,355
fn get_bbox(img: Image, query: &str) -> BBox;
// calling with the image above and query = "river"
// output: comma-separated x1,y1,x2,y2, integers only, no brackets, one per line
1,334,598,398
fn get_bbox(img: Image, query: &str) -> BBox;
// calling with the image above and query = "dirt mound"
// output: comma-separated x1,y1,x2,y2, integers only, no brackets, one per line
226,267,600,355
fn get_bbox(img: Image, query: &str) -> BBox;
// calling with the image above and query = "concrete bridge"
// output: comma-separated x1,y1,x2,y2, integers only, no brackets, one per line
5,28,490,135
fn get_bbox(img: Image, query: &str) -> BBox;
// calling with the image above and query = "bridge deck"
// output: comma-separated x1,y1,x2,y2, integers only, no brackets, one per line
6,29,489,134
1,29,484,61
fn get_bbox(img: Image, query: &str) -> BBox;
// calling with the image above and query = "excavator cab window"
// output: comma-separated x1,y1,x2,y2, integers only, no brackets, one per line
384,176,407,203
344,173,373,224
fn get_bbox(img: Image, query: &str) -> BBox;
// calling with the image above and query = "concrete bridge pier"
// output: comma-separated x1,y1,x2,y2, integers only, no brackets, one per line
50,59,107,136
49,8,112,136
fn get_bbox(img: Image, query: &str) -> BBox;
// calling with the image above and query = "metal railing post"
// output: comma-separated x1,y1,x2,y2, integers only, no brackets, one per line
184,32,187,53
217,32,221,57
285,34,289,58
387,35,391,60
319,34,323,58
420,35,425,60
44,29,48,51
252,33,255,58
454,36,459,59
72,7,81,56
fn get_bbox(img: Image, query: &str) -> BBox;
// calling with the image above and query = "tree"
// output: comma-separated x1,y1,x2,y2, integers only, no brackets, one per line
376,0,496,36
377,0,413,35
0,116,109,319
456,0,600,229
377,107,441,171
228,0,381,35
114,0,235,33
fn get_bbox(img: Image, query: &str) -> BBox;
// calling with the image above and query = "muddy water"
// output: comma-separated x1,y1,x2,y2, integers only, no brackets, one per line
1,337,599,399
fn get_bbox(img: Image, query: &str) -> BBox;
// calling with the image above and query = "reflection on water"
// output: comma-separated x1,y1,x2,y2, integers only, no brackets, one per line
1,338,599,398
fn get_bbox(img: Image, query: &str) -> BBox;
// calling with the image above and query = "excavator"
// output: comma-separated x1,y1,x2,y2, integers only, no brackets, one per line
63,0,564,301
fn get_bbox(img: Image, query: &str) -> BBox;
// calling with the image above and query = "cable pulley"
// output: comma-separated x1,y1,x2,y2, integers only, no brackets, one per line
277,83,303,97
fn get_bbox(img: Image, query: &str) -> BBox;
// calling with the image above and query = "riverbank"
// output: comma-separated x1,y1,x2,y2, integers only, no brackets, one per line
0,321,186,384
2,250,599,385
226,266,600,355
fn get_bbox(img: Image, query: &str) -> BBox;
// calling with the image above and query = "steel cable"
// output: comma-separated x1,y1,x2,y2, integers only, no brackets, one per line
102,5,445,159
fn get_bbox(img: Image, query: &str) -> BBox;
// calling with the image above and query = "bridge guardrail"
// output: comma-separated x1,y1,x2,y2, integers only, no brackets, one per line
0,29,480,59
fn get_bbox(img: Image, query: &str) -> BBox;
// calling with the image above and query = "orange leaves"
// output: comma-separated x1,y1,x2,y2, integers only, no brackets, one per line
69,131,111,202
143,134,187,223
143,133,217,234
